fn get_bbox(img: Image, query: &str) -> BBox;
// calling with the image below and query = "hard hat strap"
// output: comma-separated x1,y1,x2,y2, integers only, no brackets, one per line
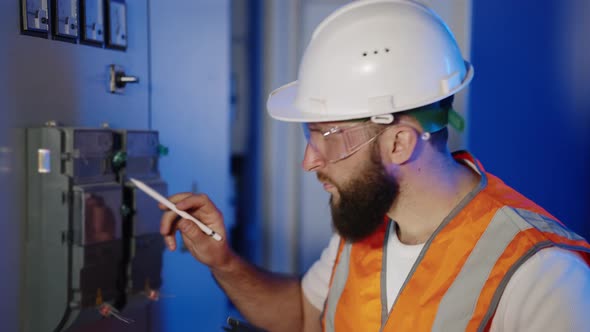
408,106,465,134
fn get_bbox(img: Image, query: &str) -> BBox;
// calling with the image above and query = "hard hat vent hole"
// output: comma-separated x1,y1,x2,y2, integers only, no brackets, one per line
362,48,391,57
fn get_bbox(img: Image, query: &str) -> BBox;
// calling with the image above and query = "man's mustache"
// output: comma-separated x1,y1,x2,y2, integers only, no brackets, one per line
317,172,332,184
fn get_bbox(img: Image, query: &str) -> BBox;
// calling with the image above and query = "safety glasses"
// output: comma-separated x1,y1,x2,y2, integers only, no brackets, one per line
302,121,387,163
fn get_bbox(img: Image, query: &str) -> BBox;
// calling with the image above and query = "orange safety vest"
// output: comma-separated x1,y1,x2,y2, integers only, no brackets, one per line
321,151,590,332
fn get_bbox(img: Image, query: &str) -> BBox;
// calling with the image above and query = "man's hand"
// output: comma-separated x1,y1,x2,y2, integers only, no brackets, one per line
159,193,235,270
159,193,315,332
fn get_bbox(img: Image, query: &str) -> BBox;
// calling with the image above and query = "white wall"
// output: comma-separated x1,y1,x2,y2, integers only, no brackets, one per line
262,0,304,273
149,1,233,330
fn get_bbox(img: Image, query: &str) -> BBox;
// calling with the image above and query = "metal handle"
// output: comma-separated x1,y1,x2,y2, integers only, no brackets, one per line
109,64,140,93
117,74,139,85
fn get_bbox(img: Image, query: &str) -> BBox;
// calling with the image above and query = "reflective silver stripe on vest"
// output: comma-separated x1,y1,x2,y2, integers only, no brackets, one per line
379,171,488,331
431,207,532,331
513,208,586,242
380,221,394,327
324,242,352,332
432,206,588,331
478,208,590,330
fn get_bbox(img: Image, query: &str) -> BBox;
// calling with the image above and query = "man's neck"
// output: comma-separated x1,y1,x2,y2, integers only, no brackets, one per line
387,154,480,245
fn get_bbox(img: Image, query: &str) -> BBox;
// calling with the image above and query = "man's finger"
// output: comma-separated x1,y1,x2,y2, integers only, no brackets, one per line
160,210,180,250
164,233,177,251
157,192,194,210
178,218,207,240
175,194,220,217
160,210,180,235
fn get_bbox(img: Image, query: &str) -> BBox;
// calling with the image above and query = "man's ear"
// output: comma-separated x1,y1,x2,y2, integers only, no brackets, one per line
379,125,418,165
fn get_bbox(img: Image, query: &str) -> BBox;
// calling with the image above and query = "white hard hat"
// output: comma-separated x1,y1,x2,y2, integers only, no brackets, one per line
267,0,474,123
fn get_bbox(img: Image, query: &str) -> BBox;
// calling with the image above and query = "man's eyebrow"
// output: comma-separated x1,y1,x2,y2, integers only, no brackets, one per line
307,123,325,130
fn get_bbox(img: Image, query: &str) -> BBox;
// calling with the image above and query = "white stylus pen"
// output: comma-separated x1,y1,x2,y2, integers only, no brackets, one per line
129,178,223,241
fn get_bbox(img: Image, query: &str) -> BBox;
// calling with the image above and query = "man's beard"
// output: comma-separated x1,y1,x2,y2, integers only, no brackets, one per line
320,147,399,242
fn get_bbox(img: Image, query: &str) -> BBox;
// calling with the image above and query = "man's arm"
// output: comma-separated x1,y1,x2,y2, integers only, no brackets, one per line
160,193,322,332
491,247,590,331
212,254,322,332
302,294,323,332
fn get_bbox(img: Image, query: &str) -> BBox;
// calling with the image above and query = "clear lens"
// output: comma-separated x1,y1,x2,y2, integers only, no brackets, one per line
302,121,383,163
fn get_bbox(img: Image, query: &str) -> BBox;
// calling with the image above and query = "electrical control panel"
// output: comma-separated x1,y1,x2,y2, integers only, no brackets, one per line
120,130,166,296
23,125,167,331
54,0,79,40
21,0,50,34
20,0,128,51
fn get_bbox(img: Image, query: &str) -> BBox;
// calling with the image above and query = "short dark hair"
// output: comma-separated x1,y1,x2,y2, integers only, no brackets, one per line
403,95,454,153
429,95,453,152
368,95,454,153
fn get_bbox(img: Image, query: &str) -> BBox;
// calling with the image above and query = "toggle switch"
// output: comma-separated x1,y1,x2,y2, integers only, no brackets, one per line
109,64,139,94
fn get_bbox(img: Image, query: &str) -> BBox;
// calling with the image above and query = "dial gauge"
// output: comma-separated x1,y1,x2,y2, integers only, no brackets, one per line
80,0,104,44
54,0,79,39
106,0,127,50
21,0,50,34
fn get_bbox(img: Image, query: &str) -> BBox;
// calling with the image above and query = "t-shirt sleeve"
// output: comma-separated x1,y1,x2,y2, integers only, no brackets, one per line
491,247,590,331
301,234,341,310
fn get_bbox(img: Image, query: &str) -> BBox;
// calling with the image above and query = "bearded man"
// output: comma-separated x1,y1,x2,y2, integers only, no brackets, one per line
160,1,590,331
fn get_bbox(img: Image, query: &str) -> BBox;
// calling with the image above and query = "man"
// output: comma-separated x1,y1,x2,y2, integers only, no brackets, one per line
160,1,590,331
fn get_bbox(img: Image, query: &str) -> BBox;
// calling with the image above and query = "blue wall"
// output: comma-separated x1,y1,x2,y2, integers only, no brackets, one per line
469,1,590,239
149,1,233,331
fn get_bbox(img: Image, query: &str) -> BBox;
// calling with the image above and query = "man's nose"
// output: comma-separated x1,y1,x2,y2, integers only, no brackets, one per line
302,144,325,172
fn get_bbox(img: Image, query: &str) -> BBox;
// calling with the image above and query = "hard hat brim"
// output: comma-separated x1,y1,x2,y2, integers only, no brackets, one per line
267,62,474,123
266,81,392,123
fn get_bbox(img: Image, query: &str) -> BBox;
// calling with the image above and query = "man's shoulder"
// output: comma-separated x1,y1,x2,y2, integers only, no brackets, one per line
518,246,589,275
492,246,590,331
